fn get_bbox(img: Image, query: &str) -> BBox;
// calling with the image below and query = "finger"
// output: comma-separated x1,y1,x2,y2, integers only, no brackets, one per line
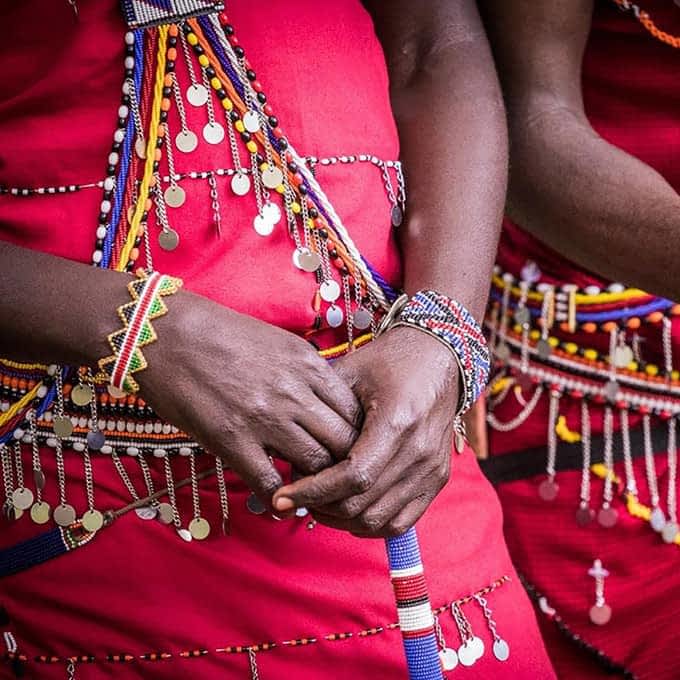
295,399,359,460
272,405,399,512
312,360,363,429
379,492,437,538
224,437,283,502
268,423,334,475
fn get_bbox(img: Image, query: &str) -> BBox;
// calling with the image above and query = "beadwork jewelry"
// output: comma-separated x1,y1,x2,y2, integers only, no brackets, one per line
587,559,612,625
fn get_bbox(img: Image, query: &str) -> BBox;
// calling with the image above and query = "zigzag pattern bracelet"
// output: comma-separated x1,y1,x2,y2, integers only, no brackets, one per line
96,270,183,394
381,290,490,417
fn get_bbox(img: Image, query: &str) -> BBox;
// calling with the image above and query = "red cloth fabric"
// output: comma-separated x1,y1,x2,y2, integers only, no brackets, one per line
492,2,680,678
0,1,554,678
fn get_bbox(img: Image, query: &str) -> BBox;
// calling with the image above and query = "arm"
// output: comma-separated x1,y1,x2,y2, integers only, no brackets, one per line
274,0,506,535
0,241,360,500
479,0,680,300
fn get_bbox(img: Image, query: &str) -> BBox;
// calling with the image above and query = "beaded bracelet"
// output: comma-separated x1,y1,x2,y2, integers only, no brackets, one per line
379,290,490,417
96,270,183,395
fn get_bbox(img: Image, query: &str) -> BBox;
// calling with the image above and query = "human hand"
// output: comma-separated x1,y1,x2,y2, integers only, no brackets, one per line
273,326,459,536
139,289,361,505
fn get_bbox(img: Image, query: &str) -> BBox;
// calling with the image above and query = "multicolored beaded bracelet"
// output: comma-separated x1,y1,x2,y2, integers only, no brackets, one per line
95,270,183,394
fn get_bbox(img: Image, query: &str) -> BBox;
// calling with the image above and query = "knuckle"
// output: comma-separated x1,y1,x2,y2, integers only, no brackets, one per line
386,520,409,537
337,497,365,518
299,445,331,473
249,395,272,420
348,463,374,494
358,513,384,533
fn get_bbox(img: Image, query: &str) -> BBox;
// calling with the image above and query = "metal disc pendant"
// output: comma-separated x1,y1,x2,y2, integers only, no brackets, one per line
457,641,477,667
261,201,282,225
107,384,127,399
538,478,559,501
246,493,267,515
298,249,321,273
536,338,552,360
71,383,94,406
514,306,531,326
454,430,466,454
439,647,458,671
495,343,511,362
164,185,186,208
187,83,209,107
177,527,193,542
613,344,634,368
493,639,510,662
189,516,211,540
87,429,106,451
135,137,147,159
575,505,595,527
253,213,275,237
650,506,666,532
589,603,612,626
12,487,34,511
8,506,23,521
30,501,51,525
390,204,403,227
231,172,251,196
326,304,344,328
604,380,620,402
597,505,618,528
175,129,198,153
243,110,260,133
319,280,341,303
157,502,175,525
203,121,225,145
261,165,284,189
661,521,678,544
53,415,74,438
81,508,104,532
158,228,180,252
54,503,76,527
135,506,158,521
469,636,485,661
353,308,373,330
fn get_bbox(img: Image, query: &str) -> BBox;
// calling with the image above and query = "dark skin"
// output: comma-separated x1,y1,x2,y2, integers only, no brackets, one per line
479,0,680,301
0,0,506,537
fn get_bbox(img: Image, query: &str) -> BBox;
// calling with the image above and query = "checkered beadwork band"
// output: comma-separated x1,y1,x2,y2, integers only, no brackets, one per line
120,0,224,29
392,290,490,416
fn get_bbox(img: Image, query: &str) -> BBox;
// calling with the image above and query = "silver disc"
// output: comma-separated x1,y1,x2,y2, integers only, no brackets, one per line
203,121,225,145
597,505,619,528
536,338,552,360
107,384,127,399
495,343,511,362
440,647,458,671
390,204,403,227
575,506,594,527
189,516,211,540
164,185,186,208
243,110,261,133
157,502,175,525
177,527,193,542
613,345,634,368
454,430,466,454
81,508,104,532
186,83,209,107
54,503,77,527
261,165,284,189
469,636,485,660
231,172,251,196
135,506,158,521
30,501,51,525
538,478,559,501
53,415,74,438
292,248,304,270
261,201,282,225
34,469,46,491
86,429,106,451
12,487,34,511
662,521,678,544
299,249,321,273
514,306,531,326
158,228,180,251
319,280,341,303
246,493,267,515
604,380,620,402
589,603,612,626
650,506,666,532
135,137,147,159
71,383,94,406
253,213,275,237
175,129,198,153
493,639,510,662
353,308,372,330
326,304,344,328
295,507,309,518
457,640,477,667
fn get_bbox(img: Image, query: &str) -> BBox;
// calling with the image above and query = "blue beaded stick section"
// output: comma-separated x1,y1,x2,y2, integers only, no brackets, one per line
386,528,443,680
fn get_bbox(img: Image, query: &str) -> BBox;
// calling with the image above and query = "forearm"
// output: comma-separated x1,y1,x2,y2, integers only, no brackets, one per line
370,0,507,322
0,241,130,365
508,108,680,300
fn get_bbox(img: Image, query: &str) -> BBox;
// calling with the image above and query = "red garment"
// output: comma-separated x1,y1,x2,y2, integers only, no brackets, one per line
0,2,554,678
492,2,680,678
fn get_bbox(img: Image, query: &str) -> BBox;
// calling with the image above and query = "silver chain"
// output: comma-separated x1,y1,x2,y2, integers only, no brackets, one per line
546,390,560,480
579,400,592,507
601,407,615,507
486,386,545,432
643,413,661,508
667,417,677,523
620,408,638,497
207,172,222,236
474,594,501,643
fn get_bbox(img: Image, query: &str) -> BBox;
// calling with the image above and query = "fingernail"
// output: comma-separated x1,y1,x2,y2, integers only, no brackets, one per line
274,496,295,512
